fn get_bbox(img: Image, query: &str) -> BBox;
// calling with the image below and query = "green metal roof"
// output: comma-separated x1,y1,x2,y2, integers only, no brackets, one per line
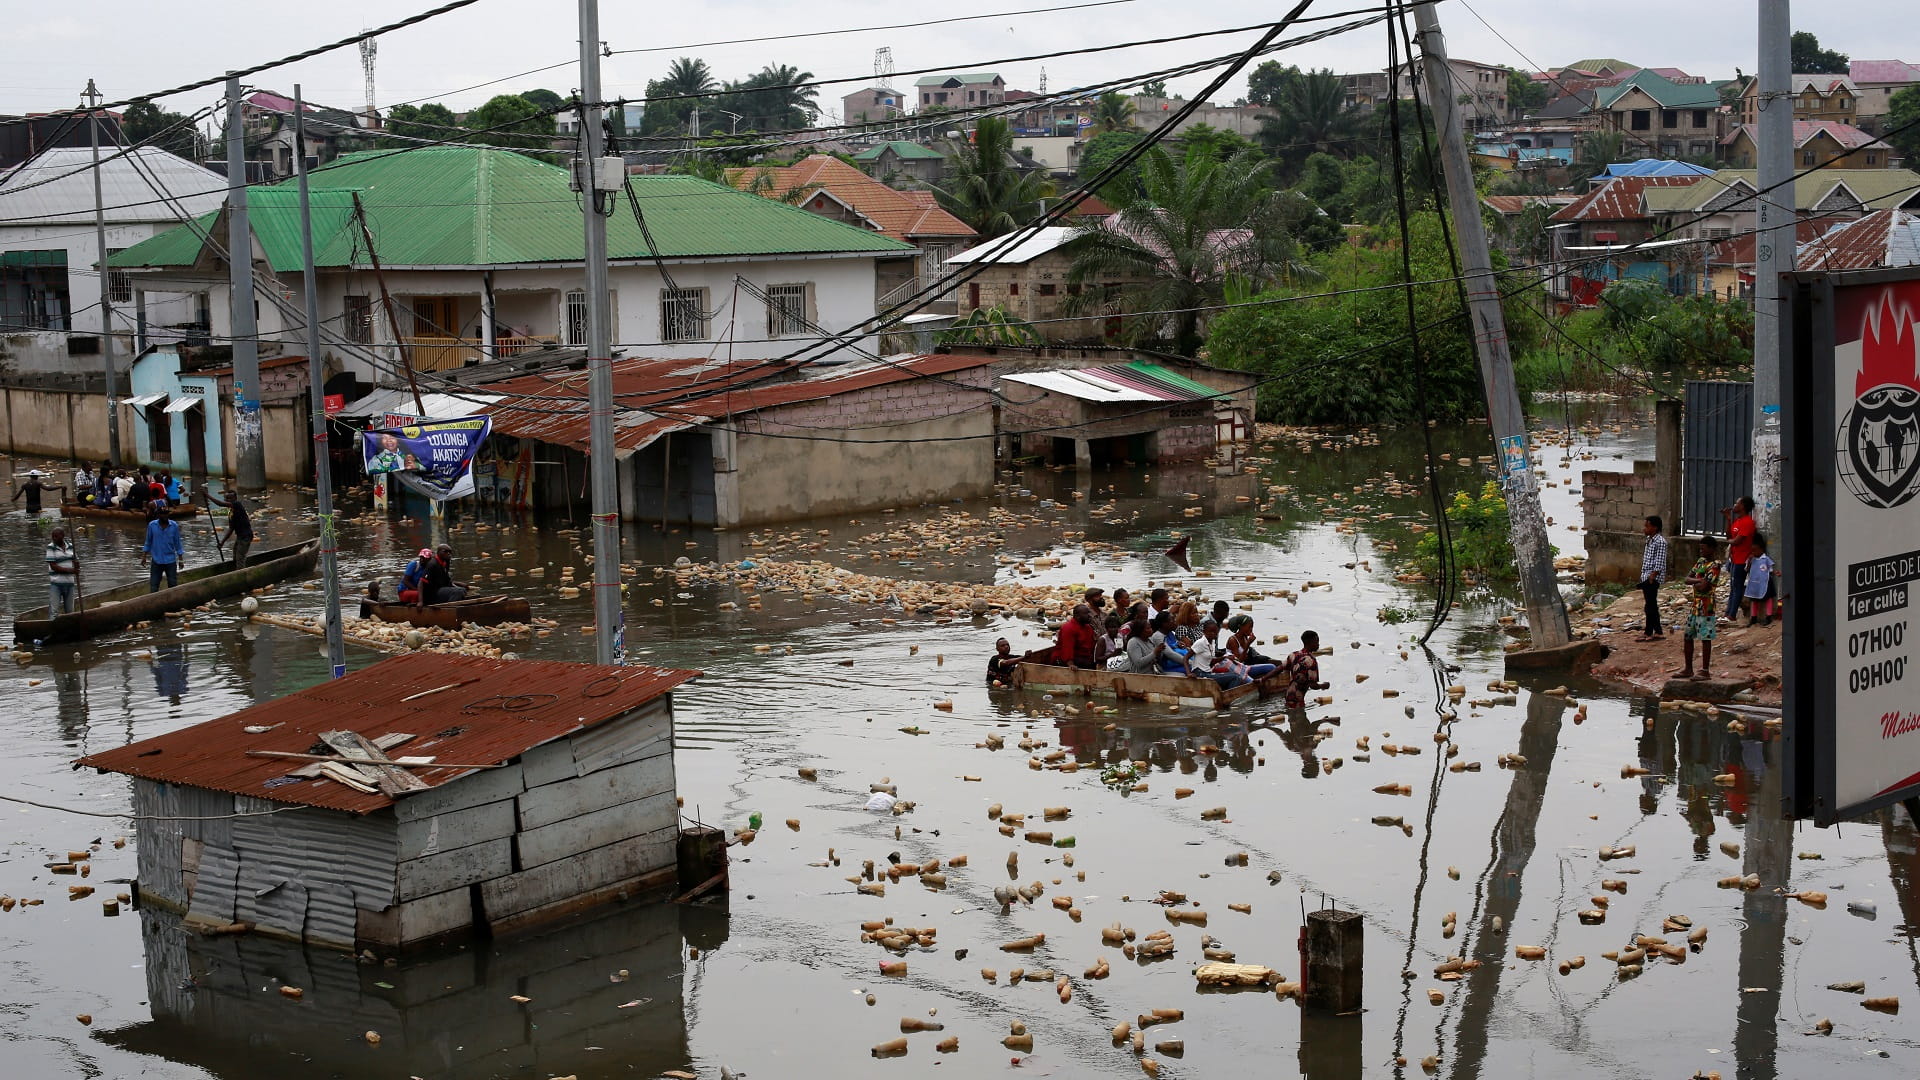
1597,71,1720,111
853,141,945,162
111,146,913,271
1126,361,1229,400
1654,168,1920,213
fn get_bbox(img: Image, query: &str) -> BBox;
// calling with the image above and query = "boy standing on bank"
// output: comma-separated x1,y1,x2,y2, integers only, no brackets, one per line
1675,536,1723,681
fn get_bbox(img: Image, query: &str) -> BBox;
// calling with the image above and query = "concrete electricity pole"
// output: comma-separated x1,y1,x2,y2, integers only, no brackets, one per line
1411,3,1572,650
84,80,120,468
225,75,266,492
1751,0,1794,540
579,0,625,664
293,86,346,679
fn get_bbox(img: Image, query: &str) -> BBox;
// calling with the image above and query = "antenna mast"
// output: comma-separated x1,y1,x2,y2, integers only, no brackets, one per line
359,35,378,126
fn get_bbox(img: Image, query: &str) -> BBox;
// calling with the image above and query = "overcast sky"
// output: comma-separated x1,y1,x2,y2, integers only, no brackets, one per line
9,0,1919,125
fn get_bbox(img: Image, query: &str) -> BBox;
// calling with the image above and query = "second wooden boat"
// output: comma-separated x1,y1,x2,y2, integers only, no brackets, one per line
60,500,201,522
358,595,532,629
1012,661,1287,708
13,539,319,646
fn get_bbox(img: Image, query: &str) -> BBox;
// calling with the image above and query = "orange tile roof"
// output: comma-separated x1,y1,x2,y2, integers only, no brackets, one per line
726,156,975,244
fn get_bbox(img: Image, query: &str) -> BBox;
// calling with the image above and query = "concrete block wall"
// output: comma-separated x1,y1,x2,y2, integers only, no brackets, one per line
1581,460,1658,586
0,386,113,464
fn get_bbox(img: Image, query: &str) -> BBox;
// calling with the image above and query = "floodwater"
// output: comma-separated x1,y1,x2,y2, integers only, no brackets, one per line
2,406,1916,1080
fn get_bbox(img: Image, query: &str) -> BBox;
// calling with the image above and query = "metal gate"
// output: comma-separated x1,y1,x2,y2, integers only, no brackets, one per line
1682,380,1753,536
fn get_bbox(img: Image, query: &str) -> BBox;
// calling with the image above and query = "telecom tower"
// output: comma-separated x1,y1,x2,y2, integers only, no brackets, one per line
875,46,894,84
359,35,378,127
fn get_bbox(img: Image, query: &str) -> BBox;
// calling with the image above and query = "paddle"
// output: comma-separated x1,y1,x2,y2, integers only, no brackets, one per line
70,540,84,615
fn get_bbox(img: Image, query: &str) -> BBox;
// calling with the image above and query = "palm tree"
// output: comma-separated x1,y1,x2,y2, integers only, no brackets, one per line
932,117,1055,238
1256,67,1362,177
751,63,819,129
1065,147,1307,355
659,57,716,98
1092,92,1137,133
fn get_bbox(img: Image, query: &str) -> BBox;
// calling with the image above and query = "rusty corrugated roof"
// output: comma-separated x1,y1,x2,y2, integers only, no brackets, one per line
1797,209,1920,271
76,654,699,814
725,156,976,242
1550,175,1705,223
480,353,994,457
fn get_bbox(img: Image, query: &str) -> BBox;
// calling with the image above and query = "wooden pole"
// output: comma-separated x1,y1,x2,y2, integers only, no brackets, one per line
1303,908,1363,1013
350,192,425,417
677,825,728,897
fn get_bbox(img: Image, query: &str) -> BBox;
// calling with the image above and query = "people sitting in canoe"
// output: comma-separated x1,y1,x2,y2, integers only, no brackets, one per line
423,544,469,604
109,471,136,508
1223,615,1281,680
1050,603,1099,668
398,547,433,604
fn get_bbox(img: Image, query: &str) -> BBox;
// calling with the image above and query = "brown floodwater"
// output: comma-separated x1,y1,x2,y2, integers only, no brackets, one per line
3,406,1916,1079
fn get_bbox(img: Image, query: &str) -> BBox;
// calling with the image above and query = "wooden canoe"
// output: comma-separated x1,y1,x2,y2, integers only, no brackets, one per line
60,500,201,522
1012,661,1288,709
13,538,319,646
358,595,532,629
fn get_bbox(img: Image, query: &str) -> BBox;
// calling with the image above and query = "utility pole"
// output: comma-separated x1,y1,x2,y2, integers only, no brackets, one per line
293,86,346,679
226,75,266,492
84,80,121,468
1752,0,1794,542
1412,3,1571,650
579,0,624,665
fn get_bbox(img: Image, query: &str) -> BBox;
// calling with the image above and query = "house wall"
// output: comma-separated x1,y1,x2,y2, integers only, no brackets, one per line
1581,460,1659,587
1011,136,1082,172
128,697,679,950
0,385,111,462
0,221,205,374
1007,392,1215,464
713,373,994,526
957,251,1147,342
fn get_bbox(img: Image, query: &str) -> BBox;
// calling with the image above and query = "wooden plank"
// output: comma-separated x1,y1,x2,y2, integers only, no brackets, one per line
323,731,431,795
569,700,671,776
356,887,477,947
478,827,676,922
519,739,579,789
516,755,673,832
395,799,517,861
515,791,677,870
395,837,512,902
392,762,525,823
486,862,677,939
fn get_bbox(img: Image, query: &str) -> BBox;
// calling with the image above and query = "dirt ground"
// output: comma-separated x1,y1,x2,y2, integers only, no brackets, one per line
1583,586,1783,704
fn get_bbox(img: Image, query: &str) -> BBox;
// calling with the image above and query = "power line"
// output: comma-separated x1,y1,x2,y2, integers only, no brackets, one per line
0,0,485,127
607,1,1145,57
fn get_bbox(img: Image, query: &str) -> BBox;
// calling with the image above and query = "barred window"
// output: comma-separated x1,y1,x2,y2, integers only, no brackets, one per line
564,288,588,346
765,283,810,337
344,294,373,344
106,248,131,304
660,287,709,343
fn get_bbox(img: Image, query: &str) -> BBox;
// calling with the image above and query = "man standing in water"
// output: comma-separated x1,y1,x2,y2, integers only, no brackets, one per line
45,527,77,614
142,506,184,592
11,470,64,516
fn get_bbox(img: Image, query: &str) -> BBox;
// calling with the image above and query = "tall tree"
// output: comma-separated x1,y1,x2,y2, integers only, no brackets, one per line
720,64,819,132
466,94,557,149
1065,147,1306,355
381,102,459,146
1506,68,1549,117
931,116,1054,237
1141,79,1170,98
1886,85,1920,164
1790,31,1849,75
520,88,566,113
1256,66,1363,178
1092,92,1137,133
122,101,200,159
1245,60,1291,108
645,56,718,134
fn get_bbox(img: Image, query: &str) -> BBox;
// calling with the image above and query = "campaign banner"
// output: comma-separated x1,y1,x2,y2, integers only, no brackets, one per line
361,415,491,501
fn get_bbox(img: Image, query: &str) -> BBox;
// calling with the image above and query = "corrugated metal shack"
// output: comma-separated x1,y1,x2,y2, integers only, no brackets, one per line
76,653,700,950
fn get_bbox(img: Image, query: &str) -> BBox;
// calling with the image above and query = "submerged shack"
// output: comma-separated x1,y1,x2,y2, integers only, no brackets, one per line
76,653,700,950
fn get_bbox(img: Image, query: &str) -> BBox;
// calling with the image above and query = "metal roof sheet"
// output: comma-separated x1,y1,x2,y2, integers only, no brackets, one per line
1003,361,1226,404
0,146,225,226
162,396,202,414
480,353,993,456
76,653,699,815
853,141,946,161
726,156,975,243
1654,168,1920,214
1549,175,1705,223
333,387,505,421
945,226,1077,265
124,392,167,409
111,147,914,272
1797,209,1920,271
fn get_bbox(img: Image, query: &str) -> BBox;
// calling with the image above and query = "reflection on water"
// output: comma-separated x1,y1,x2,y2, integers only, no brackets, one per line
102,900,722,1080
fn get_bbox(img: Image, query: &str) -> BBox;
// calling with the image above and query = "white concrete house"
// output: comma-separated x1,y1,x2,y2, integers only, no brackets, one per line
0,146,224,375
110,146,914,391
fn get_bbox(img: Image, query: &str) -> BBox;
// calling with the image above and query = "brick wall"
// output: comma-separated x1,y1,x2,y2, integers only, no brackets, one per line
1581,460,1657,587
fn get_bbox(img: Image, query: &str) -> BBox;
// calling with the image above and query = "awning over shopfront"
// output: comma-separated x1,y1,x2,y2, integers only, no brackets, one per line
163,396,203,413
123,393,167,409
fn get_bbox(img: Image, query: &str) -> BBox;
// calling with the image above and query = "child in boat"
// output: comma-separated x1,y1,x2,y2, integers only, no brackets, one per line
398,548,432,604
